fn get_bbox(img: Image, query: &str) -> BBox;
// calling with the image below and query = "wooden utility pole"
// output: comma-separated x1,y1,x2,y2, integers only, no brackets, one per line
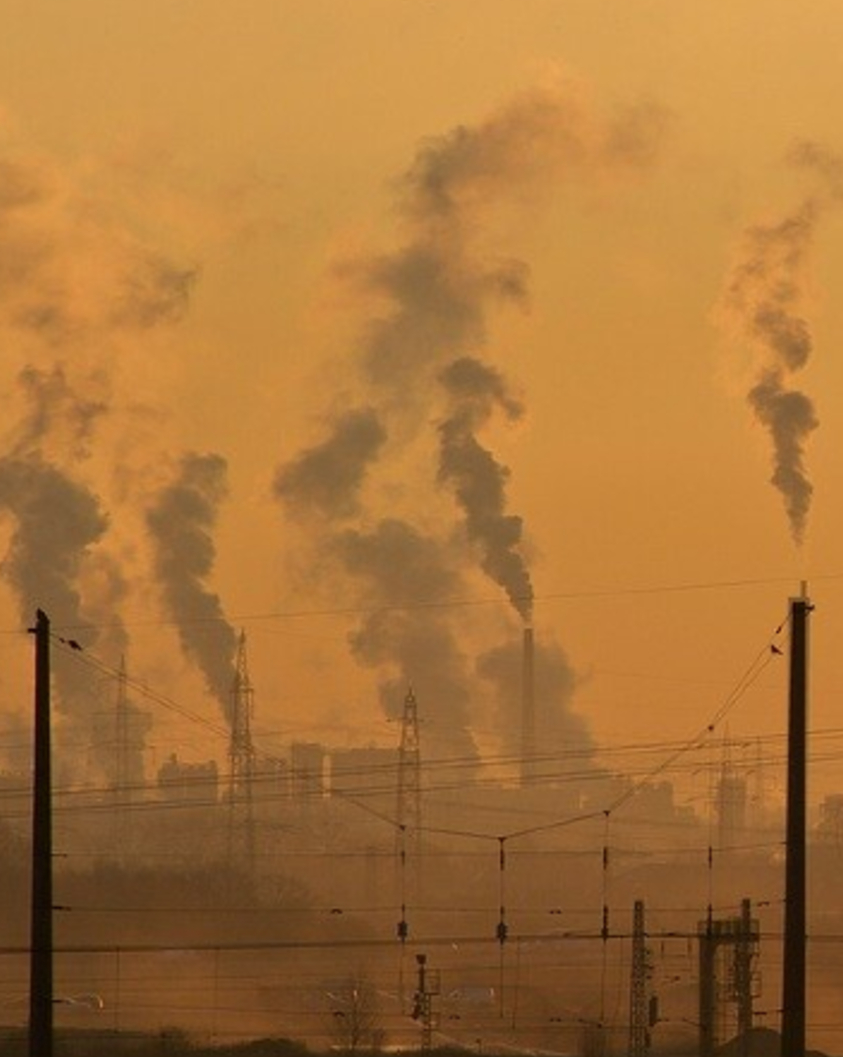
29,609,53,1057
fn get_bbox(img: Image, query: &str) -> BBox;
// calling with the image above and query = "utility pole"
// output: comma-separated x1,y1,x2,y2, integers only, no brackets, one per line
29,609,53,1057
781,588,811,1057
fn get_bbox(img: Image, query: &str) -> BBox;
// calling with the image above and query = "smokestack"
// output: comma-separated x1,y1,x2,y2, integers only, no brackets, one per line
520,625,535,787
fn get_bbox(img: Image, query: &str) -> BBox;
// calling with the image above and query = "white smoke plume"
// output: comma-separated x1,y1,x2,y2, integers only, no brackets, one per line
146,452,237,723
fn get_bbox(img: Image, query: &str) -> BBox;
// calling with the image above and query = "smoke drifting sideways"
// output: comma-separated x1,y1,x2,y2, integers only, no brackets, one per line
147,452,238,726
276,87,666,759
358,88,667,398
719,141,843,547
0,153,195,346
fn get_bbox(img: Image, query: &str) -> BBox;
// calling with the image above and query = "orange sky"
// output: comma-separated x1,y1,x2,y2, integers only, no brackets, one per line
0,0,842,803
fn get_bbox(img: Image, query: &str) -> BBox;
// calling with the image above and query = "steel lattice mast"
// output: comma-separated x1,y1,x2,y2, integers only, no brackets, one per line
228,629,256,875
396,687,422,845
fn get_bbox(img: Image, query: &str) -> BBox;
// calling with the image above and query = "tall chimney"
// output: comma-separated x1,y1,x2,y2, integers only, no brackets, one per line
520,626,535,787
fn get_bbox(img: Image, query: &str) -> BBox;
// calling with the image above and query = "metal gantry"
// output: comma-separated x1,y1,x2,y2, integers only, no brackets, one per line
698,899,759,1057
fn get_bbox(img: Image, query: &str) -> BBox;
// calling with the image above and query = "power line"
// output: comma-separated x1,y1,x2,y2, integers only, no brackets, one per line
1,571,839,637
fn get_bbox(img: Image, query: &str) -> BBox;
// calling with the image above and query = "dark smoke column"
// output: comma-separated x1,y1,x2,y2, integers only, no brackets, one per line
275,88,664,760
146,452,237,721
0,455,108,773
720,189,823,546
438,356,533,623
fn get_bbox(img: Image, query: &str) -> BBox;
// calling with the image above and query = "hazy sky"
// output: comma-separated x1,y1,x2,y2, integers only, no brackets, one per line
1,0,842,799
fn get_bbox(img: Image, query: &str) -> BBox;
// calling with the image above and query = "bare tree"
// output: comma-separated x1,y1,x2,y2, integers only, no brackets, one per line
326,973,383,1053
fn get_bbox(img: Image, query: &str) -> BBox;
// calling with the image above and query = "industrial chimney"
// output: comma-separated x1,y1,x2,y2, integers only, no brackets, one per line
520,626,535,787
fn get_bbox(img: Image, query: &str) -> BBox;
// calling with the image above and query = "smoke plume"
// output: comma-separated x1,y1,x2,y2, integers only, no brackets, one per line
438,356,532,623
277,86,664,751
719,141,843,545
0,145,195,345
0,457,107,621
723,203,818,544
335,519,477,760
477,633,591,763
274,407,386,520
146,453,237,722
0,453,109,770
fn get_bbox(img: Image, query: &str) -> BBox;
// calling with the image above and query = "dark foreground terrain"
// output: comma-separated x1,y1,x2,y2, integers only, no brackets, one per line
0,1026,836,1057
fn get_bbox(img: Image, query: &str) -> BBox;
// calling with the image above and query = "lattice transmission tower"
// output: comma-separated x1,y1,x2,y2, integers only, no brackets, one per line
396,687,422,845
228,629,256,876
395,684,424,935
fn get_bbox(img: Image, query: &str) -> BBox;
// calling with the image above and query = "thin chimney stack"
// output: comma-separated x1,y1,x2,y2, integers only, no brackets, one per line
520,625,535,787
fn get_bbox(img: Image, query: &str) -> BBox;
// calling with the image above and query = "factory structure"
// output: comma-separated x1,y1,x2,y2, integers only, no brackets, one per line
98,626,705,849
4,621,830,859
8,599,843,1057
